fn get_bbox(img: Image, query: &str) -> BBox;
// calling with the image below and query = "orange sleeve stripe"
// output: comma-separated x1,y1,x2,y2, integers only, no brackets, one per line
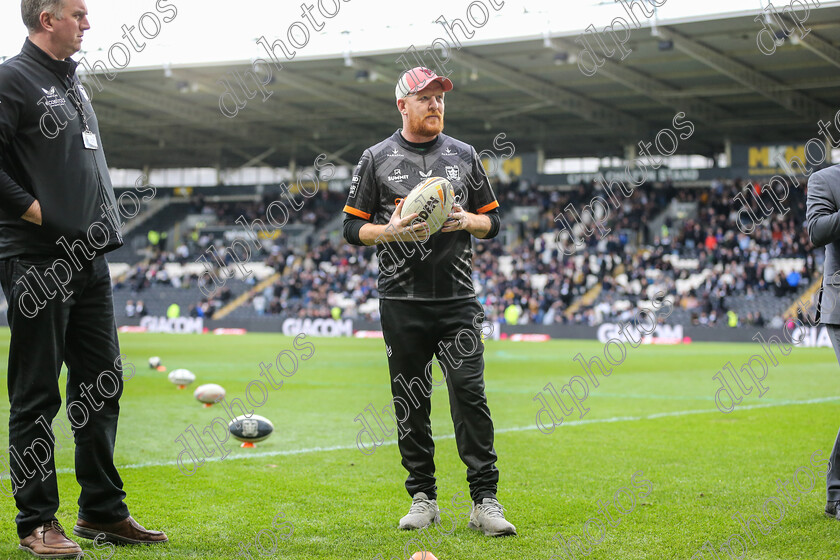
343,205,371,220
477,200,500,214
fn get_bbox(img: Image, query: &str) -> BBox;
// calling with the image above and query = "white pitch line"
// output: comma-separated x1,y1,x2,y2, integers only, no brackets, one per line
53,395,840,475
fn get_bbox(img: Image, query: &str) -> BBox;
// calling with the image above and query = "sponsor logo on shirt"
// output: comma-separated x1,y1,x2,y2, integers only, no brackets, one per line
40,86,66,108
349,175,359,197
419,170,432,178
388,168,409,182
443,147,457,156
387,147,404,157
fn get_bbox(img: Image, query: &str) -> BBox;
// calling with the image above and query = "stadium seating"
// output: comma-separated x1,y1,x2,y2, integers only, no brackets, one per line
95,174,817,328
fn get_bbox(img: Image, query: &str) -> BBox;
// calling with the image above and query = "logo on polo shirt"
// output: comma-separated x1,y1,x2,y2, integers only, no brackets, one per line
387,147,403,157
40,86,66,108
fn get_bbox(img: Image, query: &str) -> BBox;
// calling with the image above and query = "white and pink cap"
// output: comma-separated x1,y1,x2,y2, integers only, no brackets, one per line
395,67,454,100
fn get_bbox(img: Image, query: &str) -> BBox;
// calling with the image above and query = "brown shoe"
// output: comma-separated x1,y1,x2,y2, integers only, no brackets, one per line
19,519,82,559
73,516,168,545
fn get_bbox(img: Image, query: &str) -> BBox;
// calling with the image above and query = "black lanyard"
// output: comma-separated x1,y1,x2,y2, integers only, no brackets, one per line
57,71,92,133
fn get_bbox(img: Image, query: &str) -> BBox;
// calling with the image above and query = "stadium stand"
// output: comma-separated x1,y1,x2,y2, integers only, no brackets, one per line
0,6,833,337
98,173,815,330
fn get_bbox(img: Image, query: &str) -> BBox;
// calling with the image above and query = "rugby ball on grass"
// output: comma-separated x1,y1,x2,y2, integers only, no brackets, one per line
149,356,166,371
229,414,274,443
400,177,455,235
168,369,195,387
193,383,225,405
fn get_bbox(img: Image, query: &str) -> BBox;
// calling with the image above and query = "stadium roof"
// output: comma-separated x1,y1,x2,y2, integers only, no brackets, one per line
69,4,840,170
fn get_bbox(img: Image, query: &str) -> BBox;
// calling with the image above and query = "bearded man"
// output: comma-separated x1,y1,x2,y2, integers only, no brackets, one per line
342,67,515,537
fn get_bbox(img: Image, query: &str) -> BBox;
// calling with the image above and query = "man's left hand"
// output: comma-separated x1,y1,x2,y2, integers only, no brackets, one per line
441,203,471,233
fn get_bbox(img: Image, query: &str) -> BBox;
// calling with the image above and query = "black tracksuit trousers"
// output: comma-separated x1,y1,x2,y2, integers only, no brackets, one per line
0,254,129,538
379,297,499,503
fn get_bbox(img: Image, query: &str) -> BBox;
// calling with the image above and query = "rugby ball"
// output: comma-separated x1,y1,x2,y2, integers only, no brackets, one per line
400,177,455,234
229,414,274,443
193,383,225,405
148,356,166,372
168,368,196,387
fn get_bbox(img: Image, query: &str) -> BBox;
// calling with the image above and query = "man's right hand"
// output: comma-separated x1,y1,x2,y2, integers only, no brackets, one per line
21,200,42,225
385,198,430,243
358,199,431,246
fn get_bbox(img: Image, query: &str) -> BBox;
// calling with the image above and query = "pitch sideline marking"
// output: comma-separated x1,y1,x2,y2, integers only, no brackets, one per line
53,395,840,474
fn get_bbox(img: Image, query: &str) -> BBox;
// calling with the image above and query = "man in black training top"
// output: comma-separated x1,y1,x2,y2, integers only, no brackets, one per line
0,1,166,556
343,66,515,537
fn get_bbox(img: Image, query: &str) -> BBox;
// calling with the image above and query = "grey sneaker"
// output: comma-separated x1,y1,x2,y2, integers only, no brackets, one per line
399,492,441,530
826,501,840,519
468,497,517,536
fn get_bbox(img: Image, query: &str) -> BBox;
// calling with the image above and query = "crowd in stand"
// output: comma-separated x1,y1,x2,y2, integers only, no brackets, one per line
112,174,815,327
467,175,811,326
186,190,346,230
618,176,810,327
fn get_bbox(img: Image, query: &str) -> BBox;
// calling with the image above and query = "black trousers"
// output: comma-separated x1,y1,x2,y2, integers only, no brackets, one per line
379,297,499,503
0,254,128,538
825,325,840,502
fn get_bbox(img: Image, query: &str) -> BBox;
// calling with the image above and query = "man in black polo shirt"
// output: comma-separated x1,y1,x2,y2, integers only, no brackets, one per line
0,1,166,556
343,67,515,537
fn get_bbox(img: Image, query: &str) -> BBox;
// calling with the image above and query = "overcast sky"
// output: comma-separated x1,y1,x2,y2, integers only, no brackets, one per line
0,0,814,68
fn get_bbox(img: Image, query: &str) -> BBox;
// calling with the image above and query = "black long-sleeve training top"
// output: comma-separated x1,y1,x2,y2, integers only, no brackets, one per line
0,39,122,260
343,130,501,301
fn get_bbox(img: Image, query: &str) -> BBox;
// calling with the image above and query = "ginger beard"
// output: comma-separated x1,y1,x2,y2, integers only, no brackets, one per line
406,109,444,138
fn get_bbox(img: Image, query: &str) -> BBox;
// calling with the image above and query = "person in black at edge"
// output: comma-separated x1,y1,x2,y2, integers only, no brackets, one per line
342,66,516,537
0,1,166,556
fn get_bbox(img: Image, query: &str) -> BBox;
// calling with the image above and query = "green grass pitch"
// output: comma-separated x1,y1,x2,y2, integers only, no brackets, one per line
0,329,836,559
